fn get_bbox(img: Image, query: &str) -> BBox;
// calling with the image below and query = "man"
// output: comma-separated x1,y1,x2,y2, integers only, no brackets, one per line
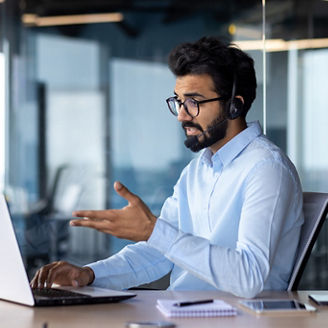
31,36,303,298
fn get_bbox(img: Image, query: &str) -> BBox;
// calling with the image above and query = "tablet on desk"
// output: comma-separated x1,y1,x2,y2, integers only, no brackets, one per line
309,294,328,305
239,299,317,314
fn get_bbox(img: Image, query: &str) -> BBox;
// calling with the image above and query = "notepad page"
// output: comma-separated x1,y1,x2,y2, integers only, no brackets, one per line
156,299,237,317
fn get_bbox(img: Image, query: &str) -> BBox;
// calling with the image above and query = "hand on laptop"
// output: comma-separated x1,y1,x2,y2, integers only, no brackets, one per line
70,181,157,242
30,261,95,288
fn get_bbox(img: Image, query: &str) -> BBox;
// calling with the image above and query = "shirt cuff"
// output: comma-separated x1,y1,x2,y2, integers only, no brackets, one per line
147,218,179,254
83,263,102,284
82,265,95,285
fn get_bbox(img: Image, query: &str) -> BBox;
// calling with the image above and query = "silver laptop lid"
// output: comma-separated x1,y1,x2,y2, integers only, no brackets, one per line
0,194,35,306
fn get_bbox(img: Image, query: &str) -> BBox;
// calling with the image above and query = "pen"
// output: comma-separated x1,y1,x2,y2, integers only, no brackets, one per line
173,299,214,307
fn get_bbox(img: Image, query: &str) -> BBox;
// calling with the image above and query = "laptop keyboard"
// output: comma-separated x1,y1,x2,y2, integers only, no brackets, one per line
33,288,91,299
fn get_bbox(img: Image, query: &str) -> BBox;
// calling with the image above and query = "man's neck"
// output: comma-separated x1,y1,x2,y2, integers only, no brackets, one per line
209,118,247,154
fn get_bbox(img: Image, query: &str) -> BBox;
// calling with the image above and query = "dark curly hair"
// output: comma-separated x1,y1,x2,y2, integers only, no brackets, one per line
168,36,257,117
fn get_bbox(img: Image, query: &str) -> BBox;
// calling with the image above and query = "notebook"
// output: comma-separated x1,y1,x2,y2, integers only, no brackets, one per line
0,193,136,306
156,299,237,317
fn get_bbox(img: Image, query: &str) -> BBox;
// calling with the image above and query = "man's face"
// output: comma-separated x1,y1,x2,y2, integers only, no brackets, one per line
174,74,228,153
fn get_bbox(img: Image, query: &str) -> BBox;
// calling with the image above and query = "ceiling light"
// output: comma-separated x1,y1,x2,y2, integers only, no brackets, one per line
22,12,124,27
235,38,328,52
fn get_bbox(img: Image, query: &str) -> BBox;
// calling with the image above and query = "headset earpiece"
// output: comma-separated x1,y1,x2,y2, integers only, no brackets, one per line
226,75,243,120
227,98,243,119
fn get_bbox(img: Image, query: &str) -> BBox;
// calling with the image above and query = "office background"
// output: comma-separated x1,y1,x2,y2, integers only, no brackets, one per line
0,0,327,289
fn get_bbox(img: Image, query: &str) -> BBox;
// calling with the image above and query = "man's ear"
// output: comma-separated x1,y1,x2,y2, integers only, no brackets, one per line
227,95,244,120
235,95,244,104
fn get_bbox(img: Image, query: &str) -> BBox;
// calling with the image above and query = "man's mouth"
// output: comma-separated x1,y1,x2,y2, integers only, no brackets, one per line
182,122,203,136
185,126,201,136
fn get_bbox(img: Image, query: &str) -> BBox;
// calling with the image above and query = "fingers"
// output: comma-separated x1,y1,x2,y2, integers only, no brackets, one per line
70,218,112,232
72,209,113,219
30,266,42,288
30,262,59,288
69,181,155,241
71,181,135,218
30,261,86,289
70,208,118,230
72,182,140,221
114,181,140,205
46,262,74,288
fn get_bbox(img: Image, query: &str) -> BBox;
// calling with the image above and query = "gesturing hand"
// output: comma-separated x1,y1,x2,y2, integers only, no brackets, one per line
70,181,157,242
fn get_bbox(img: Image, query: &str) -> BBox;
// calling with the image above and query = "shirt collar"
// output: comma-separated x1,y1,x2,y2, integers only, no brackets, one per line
200,121,262,169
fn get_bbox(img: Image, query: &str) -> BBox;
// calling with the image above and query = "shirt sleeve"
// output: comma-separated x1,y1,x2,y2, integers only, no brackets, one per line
86,241,173,290
147,160,303,298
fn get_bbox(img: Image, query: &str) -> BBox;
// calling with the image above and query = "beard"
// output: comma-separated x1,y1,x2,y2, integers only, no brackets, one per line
182,116,228,152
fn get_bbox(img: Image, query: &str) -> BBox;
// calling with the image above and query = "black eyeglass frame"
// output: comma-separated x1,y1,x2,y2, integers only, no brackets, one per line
166,96,226,118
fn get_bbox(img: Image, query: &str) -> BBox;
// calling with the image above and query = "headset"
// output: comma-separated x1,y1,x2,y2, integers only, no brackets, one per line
225,74,244,120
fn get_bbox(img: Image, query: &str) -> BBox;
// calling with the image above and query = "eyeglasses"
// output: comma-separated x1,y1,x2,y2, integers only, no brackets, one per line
166,96,225,118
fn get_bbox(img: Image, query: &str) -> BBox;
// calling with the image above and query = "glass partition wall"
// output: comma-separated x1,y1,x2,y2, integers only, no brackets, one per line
1,0,327,288
265,0,328,289
0,2,5,194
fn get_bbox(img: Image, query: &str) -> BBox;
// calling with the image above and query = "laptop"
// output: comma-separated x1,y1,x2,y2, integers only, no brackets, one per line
0,193,136,306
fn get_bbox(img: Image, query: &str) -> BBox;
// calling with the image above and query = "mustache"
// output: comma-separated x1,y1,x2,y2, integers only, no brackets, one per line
181,122,203,132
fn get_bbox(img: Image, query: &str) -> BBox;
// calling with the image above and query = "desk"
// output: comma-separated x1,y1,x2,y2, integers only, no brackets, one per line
0,290,328,328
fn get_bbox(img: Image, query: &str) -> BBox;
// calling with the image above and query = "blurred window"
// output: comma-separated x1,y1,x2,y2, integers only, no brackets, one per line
0,53,5,192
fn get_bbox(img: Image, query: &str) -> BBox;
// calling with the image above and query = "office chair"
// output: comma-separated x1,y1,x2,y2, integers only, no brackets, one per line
25,164,83,276
287,192,328,291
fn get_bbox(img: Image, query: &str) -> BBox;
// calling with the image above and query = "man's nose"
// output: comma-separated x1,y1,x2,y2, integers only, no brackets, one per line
177,105,193,122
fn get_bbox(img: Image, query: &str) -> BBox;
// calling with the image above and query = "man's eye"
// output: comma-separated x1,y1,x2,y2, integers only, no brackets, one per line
186,98,198,107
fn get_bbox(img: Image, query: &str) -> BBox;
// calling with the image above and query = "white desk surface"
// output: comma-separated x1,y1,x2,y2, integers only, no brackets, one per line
1,290,328,328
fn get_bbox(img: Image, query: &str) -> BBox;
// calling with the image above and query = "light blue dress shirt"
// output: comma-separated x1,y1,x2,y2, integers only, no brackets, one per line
88,121,304,298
